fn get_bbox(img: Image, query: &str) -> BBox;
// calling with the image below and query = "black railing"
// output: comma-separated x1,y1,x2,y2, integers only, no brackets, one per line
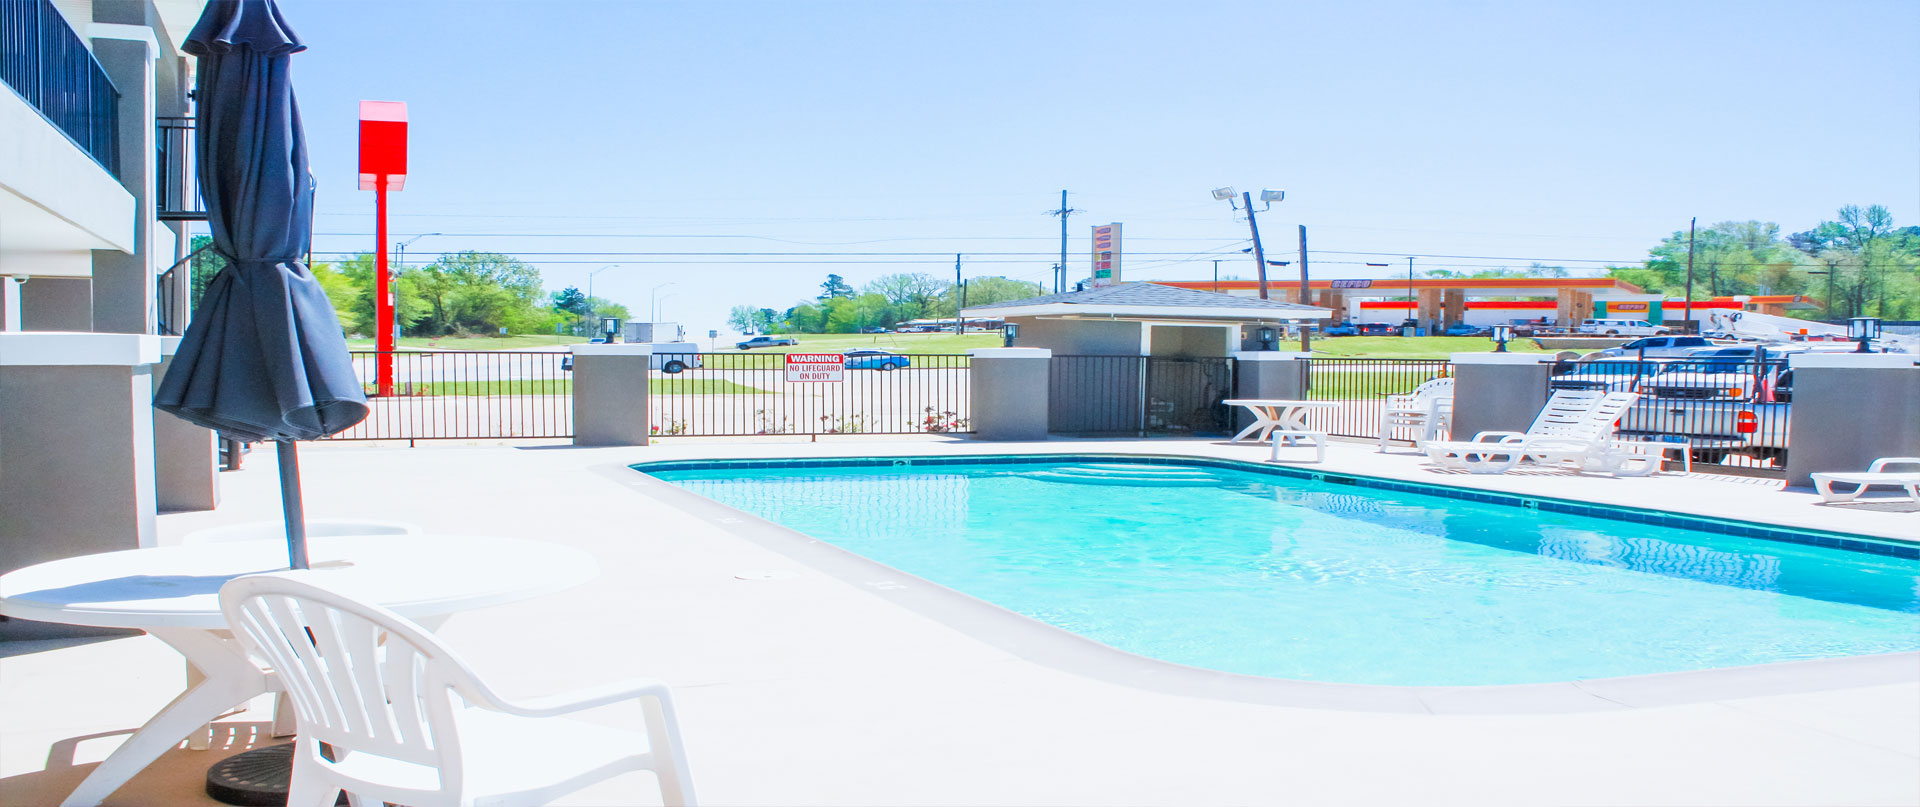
0,0,120,174
156,116,206,220
648,353,972,437
1049,355,1236,436
1552,357,1792,473
321,351,575,442
1304,359,1453,439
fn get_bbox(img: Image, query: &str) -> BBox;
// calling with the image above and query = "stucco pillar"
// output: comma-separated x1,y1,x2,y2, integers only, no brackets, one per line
969,348,1050,441
571,344,652,446
1782,354,1920,488
152,336,218,511
1555,289,1576,328
1449,353,1552,441
1232,351,1310,432
0,333,160,574
88,28,159,335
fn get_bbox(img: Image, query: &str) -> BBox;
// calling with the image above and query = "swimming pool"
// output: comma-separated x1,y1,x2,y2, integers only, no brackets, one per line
643,456,1920,687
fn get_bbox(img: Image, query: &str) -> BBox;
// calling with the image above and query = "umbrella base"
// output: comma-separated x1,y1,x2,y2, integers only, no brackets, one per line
205,744,347,806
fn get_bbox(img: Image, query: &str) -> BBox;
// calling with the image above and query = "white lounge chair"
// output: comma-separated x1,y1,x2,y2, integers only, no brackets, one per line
1423,391,1651,475
1378,377,1454,452
1811,458,1920,503
220,571,697,807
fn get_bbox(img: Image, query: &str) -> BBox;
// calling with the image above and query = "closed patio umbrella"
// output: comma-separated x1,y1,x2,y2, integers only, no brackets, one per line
154,0,367,571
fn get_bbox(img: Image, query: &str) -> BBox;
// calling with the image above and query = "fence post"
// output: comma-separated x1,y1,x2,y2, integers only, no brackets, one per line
571,343,652,446
1782,353,1920,487
1449,353,1554,440
152,336,218,510
969,347,1050,440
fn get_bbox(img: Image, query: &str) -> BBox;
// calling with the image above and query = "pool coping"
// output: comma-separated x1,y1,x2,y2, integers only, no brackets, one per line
611,453,1920,716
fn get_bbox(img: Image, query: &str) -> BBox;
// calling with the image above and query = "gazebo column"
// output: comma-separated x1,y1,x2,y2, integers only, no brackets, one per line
1442,290,1466,327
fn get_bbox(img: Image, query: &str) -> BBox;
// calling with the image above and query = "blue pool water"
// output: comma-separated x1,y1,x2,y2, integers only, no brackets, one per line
649,459,1920,686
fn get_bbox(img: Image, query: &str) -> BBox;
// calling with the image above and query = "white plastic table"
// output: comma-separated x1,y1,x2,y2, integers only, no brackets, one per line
1222,399,1338,444
0,534,598,807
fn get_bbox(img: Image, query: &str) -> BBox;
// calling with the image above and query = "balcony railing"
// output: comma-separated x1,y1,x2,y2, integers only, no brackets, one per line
157,116,206,220
0,0,121,175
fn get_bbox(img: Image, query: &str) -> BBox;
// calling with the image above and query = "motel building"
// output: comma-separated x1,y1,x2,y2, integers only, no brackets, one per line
1152,278,1824,332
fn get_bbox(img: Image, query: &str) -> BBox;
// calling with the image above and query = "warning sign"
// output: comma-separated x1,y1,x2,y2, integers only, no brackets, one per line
785,353,845,382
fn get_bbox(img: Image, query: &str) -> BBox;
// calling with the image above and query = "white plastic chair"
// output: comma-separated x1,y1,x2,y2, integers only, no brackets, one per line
182,520,423,750
220,571,696,807
1377,377,1454,452
1423,391,1646,475
1811,458,1920,503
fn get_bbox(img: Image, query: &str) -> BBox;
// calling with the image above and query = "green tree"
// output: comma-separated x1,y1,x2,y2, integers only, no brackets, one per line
955,276,1043,307
551,287,591,318
726,304,757,333
819,273,855,300
864,273,948,320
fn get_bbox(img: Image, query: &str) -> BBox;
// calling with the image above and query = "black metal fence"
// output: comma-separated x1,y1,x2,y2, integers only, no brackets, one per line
649,353,972,437
1049,356,1235,436
1555,357,1792,472
1,0,120,173
320,351,573,442
156,116,205,220
1303,359,1453,439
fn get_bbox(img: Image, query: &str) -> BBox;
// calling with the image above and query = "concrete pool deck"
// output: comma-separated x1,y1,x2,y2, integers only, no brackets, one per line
3,435,1916,805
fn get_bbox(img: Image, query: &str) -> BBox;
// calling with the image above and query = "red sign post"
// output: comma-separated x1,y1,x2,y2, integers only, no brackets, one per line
358,100,408,396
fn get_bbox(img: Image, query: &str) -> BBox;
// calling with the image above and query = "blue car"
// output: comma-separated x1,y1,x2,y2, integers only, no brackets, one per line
1444,323,1486,337
844,349,909,371
1323,321,1360,337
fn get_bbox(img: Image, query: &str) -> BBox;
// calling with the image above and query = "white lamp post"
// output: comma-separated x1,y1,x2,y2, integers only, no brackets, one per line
391,233,439,338
586,265,618,335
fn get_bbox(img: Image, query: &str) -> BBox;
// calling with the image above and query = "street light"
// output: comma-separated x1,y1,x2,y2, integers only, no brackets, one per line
586,265,618,334
649,282,677,323
1210,186,1285,300
654,292,679,323
391,232,439,338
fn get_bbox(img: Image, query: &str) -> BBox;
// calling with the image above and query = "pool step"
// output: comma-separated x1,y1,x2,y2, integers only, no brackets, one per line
1023,464,1223,486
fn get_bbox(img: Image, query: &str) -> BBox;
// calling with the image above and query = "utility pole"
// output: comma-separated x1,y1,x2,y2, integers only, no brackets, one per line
1408,257,1417,332
1049,190,1078,294
1298,225,1310,351
1212,259,1221,293
1684,217,1697,332
954,254,963,333
1242,191,1271,300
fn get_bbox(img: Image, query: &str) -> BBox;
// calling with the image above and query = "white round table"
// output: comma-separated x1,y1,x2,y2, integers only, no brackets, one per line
0,534,599,807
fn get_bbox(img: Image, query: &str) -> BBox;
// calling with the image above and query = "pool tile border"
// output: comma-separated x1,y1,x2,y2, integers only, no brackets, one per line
632,453,1920,560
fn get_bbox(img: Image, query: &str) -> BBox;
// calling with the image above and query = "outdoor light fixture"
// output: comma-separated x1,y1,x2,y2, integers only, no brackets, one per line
1258,327,1277,349
601,317,619,340
1002,322,1019,347
1849,316,1882,353
1259,189,1286,202
1491,323,1513,352
1211,187,1236,201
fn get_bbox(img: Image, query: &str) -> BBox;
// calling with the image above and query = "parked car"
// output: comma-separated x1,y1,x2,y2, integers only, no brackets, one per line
1357,322,1397,336
1509,317,1554,336
1323,321,1360,337
862,326,891,334
1576,318,1671,337
844,349,910,371
1443,323,1487,337
736,335,798,350
1588,335,1715,359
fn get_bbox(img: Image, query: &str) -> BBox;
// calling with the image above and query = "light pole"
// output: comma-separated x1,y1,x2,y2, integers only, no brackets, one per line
391,233,438,338
654,292,678,323
649,282,677,323
587,265,618,336
1211,187,1284,299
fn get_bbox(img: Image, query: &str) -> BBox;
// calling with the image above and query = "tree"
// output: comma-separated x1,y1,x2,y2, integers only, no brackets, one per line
727,305,758,333
956,276,1043,307
551,287,591,318
864,272,948,320
819,273,855,300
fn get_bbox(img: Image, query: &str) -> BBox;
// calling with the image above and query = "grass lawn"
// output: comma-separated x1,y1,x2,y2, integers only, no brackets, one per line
1308,335,1551,359
367,378,764,396
345,334,590,351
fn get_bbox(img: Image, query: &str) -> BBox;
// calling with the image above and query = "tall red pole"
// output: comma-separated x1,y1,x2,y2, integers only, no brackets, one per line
374,175,393,396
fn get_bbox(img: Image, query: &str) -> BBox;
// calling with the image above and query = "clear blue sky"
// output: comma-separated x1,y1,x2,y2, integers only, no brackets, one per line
272,0,1920,335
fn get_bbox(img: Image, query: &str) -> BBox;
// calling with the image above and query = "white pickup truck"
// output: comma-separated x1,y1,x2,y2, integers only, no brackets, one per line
1617,356,1790,464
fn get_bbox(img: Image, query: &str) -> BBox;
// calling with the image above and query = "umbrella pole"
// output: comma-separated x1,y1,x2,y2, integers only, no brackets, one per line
276,440,309,570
